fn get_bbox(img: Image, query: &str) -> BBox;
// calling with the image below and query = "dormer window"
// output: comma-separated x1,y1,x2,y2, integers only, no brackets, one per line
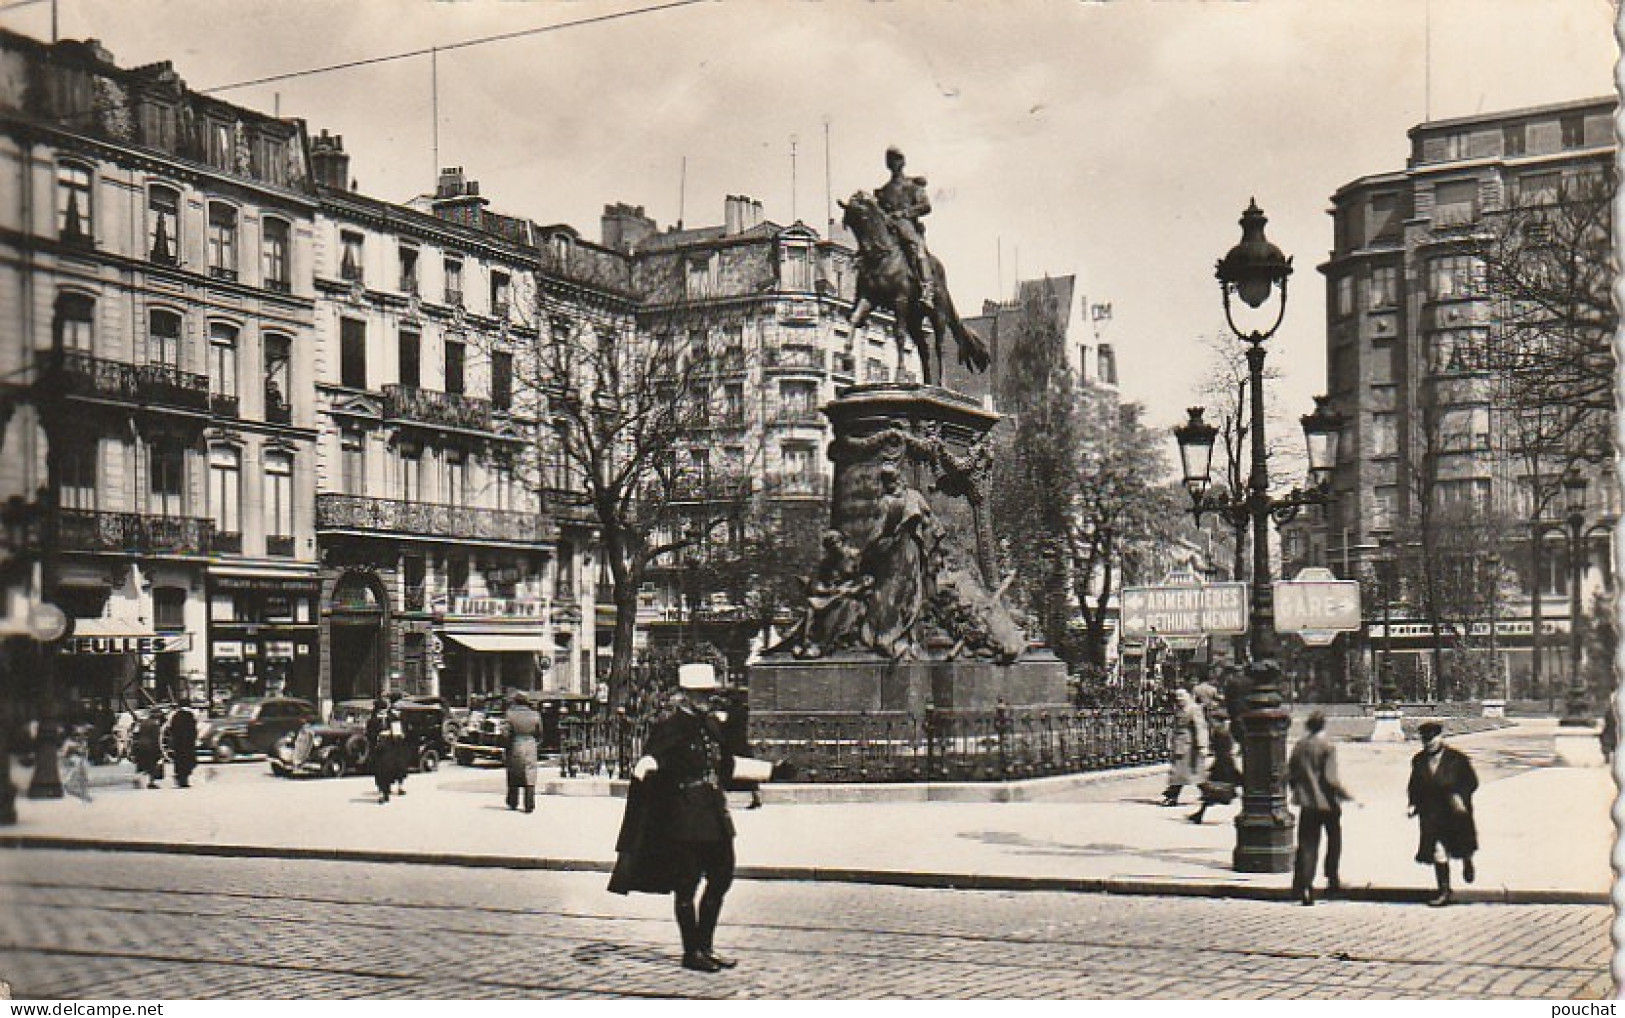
780,242,814,292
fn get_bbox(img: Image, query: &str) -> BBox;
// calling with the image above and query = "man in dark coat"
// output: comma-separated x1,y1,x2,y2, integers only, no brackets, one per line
1287,710,1354,905
1408,721,1478,906
166,698,198,788
608,665,737,973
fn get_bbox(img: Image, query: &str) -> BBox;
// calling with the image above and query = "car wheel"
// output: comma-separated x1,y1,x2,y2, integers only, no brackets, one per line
455,749,474,767
320,752,346,779
419,747,440,773
270,762,288,777
213,738,238,764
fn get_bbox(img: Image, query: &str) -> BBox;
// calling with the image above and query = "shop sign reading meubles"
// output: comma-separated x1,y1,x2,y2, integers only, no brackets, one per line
64,633,193,655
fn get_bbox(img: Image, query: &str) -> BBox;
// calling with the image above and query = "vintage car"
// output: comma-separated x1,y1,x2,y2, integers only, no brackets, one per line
201,697,319,763
270,697,450,778
452,691,595,766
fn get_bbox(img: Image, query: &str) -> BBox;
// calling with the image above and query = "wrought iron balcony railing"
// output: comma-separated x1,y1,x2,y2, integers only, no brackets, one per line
763,472,830,497
764,346,825,372
316,494,554,544
382,384,498,433
58,509,215,556
47,351,211,412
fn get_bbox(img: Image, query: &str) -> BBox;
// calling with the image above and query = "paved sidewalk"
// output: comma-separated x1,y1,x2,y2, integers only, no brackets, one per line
2,719,1612,904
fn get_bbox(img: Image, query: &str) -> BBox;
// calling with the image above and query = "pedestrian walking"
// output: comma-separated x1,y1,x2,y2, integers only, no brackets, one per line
609,664,740,973
366,697,406,805
1161,688,1208,806
131,709,166,789
387,692,408,797
166,698,198,788
1599,702,1616,765
1191,668,1221,726
1287,710,1353,905
1408,721,1478,906
1189,711,1242,824
504,691,541,813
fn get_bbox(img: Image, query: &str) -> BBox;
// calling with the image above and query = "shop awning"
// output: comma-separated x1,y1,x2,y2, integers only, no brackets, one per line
445,633,548,653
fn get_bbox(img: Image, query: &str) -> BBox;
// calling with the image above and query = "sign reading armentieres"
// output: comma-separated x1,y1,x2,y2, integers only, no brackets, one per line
1120,572,1248,638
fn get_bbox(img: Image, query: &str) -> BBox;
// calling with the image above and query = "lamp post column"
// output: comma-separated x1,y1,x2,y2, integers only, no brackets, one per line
1234,337,1293,873
1560,513,1590,725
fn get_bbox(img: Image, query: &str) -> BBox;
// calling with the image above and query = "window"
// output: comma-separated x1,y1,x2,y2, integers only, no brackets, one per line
147,441,186,517
55,292,94,354
1369,413,1397,458
1372,485,1397,531
866,357,888,382
1429,328,1488,374
340,318,367,388
339,231,364,283
1098,344,1118,385
723,383,744,423
263,334,291,420
491,350,513,410
341,430,366,494
778,380,816,420
1370,341,1395,385
60,440,96,510
1440,132,1468,161
148,308,182,368
1368,266,1398,309
1428,255,1483,299
1438,406,1491,452
399,246,419,294
689,448,710,487
443,450,466,505
447,555,470,599
1435,478,1491,512
56,162,92,242
685,252,718,297
493,458,516,512
1336,275,1354,317
398,329,420,389
444,258,464,305
1561,115,1586,149
399,445,423,502
207,203,238,279
444,339,465,394
1367,193,1400,242
208,323,238,413
148,185,180,264
1515,172,1561,207
782,442,816,478
1432,179,1477,227
490,270,510,315
781,243,814,291
261,218,290,291
264,451,293,538
209,445,241,537
1503,124,1526,157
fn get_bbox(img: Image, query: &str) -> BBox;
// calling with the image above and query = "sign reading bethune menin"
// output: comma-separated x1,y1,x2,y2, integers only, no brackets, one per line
1120,577,1248,638
63,633,193,655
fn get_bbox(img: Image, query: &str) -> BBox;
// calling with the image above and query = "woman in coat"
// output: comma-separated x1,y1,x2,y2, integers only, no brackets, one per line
366,697,407,804
1189,712,1241,823
1408,721,1478,906
503,692,541,813
166,698,198,788
1161,688,1209,806
131,709,166,789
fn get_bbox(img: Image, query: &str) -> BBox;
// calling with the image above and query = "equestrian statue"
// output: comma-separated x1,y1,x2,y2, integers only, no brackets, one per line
841,147,989,387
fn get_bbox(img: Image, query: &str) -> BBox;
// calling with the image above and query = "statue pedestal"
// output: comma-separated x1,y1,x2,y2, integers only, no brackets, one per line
1480,698,1506,719
1369,709,1406,742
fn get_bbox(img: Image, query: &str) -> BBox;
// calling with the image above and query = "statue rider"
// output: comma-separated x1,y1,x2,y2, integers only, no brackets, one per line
876,146,935,306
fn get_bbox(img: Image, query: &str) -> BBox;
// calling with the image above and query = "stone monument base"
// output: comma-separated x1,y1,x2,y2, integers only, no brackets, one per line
748,651,1069,716
1369,709,1406,742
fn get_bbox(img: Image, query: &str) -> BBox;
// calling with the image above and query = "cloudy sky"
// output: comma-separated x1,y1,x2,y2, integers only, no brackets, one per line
7,0,1616,442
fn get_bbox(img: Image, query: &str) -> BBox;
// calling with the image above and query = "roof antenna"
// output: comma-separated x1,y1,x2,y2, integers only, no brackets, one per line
823,117,833,236
790,134,799,223
677,156,687,230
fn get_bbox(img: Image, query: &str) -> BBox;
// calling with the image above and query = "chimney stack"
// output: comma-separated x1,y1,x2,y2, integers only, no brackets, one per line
310,130,350,191
600,203,657,253
430,166,489,228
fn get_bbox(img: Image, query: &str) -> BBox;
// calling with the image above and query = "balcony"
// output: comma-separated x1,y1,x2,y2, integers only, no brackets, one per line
444,288,464,308
382,384,498,434
770,406,824,429
47,351,211,413
316,494,554,544
764,346,825,373
209,265,238,282
401,276,419,296
265,390,293,425
58,509,214,556
264,277,291,294
210,392,239,418
213,531,243,554
267,535,296,557
764,472,830,498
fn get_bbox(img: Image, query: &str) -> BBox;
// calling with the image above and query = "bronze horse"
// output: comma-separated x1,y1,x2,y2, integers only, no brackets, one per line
840,190,990,386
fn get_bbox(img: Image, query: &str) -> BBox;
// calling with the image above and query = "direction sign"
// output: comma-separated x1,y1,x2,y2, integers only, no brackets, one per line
1120,581,1248,638
1273,566,1361,634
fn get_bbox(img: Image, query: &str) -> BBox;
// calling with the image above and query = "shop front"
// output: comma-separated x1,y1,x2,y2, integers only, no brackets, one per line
207,573,320,712
436,595,552,706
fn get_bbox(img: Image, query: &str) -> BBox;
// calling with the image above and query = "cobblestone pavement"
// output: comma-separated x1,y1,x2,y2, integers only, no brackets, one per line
0,850,1609,999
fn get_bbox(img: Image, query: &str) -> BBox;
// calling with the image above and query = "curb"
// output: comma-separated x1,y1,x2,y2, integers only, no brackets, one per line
0,834,1605,906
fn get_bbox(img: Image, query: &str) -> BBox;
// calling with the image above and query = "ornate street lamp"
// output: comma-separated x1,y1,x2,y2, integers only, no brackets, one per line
1171,200,1344,874
1559,471,1595,726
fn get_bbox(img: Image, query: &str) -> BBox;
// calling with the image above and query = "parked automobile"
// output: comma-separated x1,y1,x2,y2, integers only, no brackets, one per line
270,697,450,778
201,697,319,763
452,691,595,765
